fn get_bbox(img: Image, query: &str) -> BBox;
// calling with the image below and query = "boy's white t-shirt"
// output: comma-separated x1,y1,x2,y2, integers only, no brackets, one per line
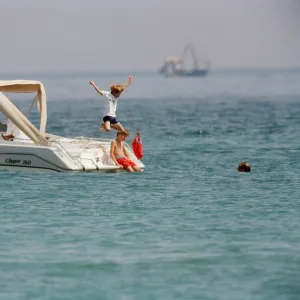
102,91,118,117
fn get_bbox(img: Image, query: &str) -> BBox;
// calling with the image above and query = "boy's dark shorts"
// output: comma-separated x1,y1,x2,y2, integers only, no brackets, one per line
103,116,119,124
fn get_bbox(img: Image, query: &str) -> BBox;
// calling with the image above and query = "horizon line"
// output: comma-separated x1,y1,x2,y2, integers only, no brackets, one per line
1,66,300,77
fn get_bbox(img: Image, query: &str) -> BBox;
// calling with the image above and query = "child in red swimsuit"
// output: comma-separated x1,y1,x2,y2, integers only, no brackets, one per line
110,132,142,172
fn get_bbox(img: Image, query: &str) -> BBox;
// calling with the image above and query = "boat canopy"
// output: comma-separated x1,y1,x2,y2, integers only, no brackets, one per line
0,80,48,146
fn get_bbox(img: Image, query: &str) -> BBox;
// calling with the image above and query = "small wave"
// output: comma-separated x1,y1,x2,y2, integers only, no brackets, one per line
184,129,209,137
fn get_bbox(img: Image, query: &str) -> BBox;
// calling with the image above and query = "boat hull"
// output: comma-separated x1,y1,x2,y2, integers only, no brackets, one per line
0,138,145,173
0,144,79,172
159,69,209,77
176,69,209,77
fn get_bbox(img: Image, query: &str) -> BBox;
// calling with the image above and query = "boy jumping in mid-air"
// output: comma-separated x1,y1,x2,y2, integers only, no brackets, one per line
90,76,133,134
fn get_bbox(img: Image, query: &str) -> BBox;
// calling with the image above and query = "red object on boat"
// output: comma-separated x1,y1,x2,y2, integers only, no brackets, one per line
132,132,143,160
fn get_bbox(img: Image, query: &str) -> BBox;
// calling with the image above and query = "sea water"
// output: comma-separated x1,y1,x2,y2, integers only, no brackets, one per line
0,70,300,300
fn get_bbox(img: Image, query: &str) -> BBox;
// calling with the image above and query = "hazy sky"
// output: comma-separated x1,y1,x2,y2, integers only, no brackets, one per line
1,0,300,72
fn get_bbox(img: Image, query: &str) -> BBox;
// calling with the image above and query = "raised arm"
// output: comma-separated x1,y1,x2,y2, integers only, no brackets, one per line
122,76,133,91
110,140,123,168
90,80,104,96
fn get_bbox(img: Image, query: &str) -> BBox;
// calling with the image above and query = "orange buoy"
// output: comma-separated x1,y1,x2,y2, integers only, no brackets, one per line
132,132,143,160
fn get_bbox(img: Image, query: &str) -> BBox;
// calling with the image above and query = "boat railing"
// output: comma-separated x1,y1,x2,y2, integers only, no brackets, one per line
50,139,79,166
51,137,119,171
79,156,99,171
73,136,132,153
73,136,113,143
50,136,135,167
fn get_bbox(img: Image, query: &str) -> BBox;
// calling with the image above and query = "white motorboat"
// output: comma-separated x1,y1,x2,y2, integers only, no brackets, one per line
0,80,145,173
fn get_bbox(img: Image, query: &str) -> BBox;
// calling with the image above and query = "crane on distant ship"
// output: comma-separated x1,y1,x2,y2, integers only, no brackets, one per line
159,44,210,77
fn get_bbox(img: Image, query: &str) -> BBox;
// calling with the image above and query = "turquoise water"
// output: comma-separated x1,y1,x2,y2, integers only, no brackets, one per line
1,71,300,299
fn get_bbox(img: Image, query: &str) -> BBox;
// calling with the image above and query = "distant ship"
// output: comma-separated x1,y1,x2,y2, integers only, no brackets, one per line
159,44,210,77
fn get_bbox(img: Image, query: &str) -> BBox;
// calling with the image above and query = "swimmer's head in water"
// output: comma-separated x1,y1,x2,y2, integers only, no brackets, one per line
237,162,251,172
